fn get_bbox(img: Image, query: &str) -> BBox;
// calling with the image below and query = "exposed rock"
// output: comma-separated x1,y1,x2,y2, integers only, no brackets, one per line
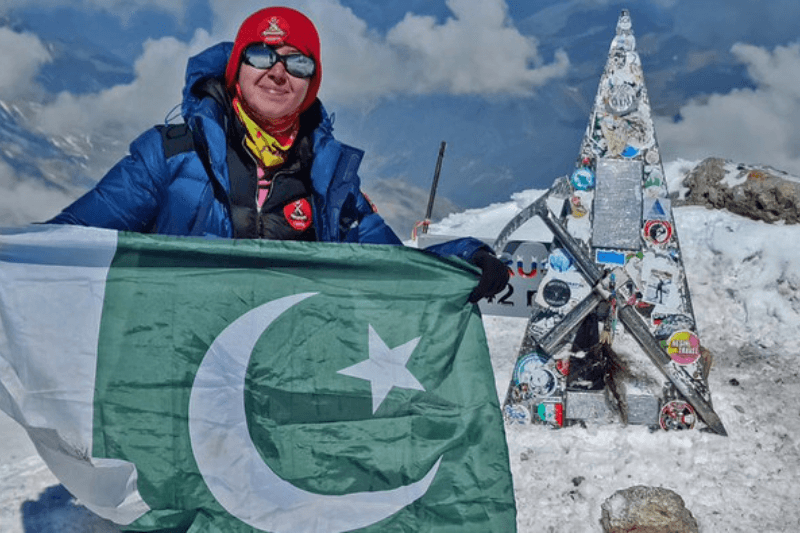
680,157,800,224
600,485,699,533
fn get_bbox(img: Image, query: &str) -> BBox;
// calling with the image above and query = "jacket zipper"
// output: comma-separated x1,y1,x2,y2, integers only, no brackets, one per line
241,137,292,237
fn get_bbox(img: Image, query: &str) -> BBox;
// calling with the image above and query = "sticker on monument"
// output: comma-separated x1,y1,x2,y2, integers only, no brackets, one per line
643,197,671,221
643,219,673,246
666,330,701,365
541,279,572,308
640,254,682,312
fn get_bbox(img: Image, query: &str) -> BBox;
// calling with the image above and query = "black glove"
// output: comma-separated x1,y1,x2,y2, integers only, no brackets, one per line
468,248,510,303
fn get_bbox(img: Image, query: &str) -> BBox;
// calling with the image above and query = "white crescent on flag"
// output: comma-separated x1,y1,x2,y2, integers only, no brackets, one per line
188,292,442,533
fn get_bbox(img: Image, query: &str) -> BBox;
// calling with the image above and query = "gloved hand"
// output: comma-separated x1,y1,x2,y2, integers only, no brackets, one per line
468,248,510,303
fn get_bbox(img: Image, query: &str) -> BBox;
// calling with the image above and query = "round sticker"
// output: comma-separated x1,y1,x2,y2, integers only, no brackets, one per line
570,168,595,191
659,400,696,431
513,352,547,384
513,353,557,398
607,83,638,115
526,368,557,398
542,279,571,308
644,168,663,189
666,331,701,365
644,220,673,246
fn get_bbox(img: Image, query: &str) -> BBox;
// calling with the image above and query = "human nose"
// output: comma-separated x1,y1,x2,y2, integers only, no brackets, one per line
267,60,288,83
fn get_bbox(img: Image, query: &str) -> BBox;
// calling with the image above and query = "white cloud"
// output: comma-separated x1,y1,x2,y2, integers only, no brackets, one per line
384,0,569,96
27,0,569,142
656,41,800,175
209,0,569,104
0,27,51,100
31,30,216,142
0,0,188,21
0,160,75,225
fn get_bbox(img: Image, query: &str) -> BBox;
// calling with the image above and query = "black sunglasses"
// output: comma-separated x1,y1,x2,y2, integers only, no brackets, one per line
242,44,316,79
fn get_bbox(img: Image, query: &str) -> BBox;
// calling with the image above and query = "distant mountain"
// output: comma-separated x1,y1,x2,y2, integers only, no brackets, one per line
1,12,134,95
37,38,134,95
0,16,136,225
0,96,128,225
0,99,89,188
362,178,461,240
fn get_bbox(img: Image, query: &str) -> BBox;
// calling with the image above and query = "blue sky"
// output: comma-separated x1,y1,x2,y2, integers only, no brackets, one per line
0,0,799,233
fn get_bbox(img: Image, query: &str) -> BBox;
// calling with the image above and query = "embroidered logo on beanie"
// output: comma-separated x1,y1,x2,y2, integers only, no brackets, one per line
260,16,288,45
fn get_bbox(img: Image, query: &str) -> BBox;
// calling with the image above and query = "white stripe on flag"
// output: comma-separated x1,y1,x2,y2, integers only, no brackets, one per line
0,224,150,525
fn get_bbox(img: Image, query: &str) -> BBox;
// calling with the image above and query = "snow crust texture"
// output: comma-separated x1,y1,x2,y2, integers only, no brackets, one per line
443,174,800,532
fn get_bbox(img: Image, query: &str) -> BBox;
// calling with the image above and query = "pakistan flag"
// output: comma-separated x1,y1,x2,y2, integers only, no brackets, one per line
0,225,516,533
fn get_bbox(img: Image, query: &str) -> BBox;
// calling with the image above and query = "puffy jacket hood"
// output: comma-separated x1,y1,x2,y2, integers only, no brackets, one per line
182,42,233,122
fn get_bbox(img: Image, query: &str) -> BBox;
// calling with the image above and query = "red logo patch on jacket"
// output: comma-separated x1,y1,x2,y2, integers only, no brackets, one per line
284,199,312,231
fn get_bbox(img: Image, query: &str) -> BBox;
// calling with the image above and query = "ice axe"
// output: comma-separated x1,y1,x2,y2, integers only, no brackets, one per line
527,195,728,436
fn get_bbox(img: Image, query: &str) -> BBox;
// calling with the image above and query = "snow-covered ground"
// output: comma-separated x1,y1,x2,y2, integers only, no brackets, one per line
437,160,800,532
2,160,799,532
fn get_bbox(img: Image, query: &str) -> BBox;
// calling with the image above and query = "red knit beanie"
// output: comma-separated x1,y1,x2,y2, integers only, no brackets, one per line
225,7,322,114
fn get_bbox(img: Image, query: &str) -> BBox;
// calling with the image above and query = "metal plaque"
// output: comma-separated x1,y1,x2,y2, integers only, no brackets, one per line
626,394,660,426
565,390,614,421
592,159,643,250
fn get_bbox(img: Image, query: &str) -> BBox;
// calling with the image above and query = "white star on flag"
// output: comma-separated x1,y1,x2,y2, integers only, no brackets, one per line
338,325,425,413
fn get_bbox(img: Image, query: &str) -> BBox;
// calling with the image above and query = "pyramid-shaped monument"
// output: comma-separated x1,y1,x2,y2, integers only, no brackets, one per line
497,10,726,435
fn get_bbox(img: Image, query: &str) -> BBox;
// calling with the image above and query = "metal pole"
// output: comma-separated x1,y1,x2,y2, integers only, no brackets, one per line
422,141,447,234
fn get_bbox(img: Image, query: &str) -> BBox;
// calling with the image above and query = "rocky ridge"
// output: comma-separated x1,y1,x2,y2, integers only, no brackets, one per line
677,157,800,224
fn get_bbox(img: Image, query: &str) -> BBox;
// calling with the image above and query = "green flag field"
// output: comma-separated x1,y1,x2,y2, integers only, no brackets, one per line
0,225,516,533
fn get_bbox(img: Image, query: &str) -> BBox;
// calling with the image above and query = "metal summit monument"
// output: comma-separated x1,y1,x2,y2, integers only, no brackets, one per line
497,10,727,435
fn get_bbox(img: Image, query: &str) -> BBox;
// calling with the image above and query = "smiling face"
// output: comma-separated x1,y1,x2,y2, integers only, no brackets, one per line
236,44,311,127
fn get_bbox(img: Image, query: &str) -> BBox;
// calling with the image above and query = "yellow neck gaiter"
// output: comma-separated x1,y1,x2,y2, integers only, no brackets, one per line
233,97,297,168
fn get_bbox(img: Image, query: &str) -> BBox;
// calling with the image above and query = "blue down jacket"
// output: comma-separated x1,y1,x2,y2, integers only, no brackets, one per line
48,42,486,262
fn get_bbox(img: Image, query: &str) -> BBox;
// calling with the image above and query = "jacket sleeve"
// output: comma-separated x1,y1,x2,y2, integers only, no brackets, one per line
421,237,492,263
47,128,168,231
352,192,403,245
